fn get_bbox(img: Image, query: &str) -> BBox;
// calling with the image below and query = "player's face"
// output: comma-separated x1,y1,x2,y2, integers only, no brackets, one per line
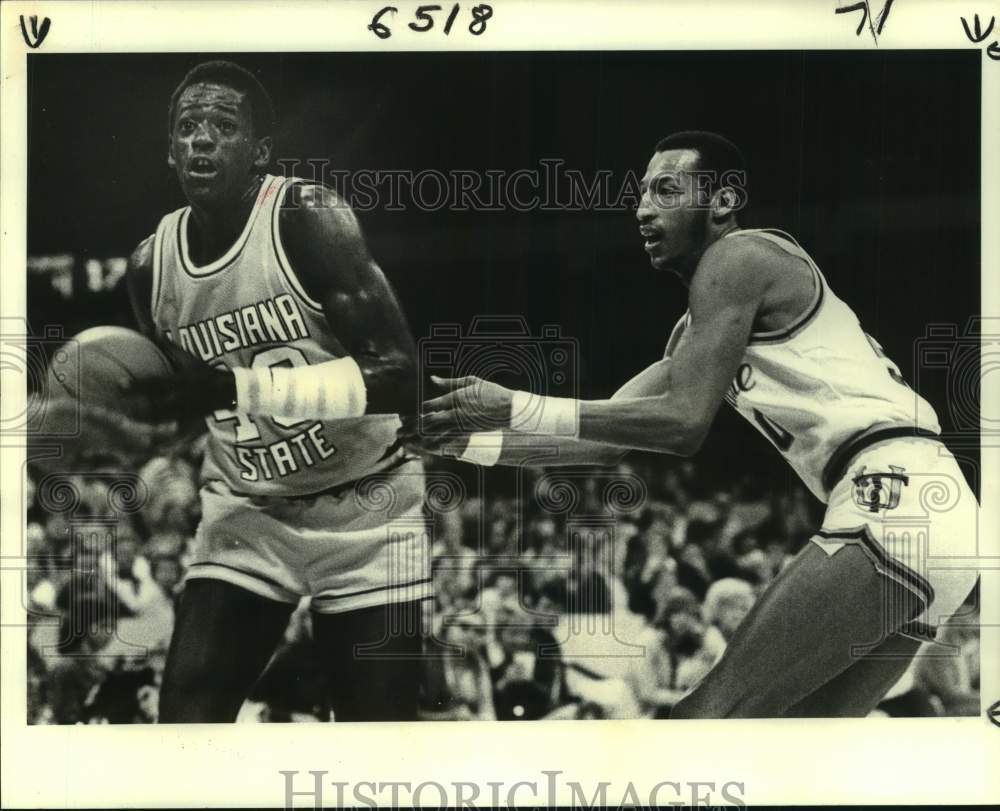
168,82,269,207
636,149,710,274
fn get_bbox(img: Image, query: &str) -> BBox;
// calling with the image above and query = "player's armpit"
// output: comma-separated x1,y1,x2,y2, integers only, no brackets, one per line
278,185,419,415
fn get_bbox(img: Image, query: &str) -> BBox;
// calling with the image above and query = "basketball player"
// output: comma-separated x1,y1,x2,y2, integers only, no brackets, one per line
125,61,429,722
414,131,980,717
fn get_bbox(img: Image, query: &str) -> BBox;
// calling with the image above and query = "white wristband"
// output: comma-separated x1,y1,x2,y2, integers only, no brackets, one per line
233,356,367,419
508,390,580,437
457,430,504,466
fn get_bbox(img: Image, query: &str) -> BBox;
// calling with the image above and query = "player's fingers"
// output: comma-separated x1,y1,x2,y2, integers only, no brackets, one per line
431,375,480,391
419,410,448,431
420,410,466,437
421,391,456,413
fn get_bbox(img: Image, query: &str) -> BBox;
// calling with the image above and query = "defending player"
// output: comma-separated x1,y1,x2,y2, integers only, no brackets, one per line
126,61,428,722
414,131,980,717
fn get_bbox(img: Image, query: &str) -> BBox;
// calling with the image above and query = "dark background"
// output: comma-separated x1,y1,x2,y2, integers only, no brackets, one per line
26,50,981,492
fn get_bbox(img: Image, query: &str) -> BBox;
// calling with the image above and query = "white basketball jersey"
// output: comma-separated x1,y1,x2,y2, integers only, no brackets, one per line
667,228,941,502
151,174,407,496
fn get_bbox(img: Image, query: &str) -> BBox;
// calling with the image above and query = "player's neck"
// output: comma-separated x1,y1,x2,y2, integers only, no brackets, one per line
675,221,742,286
186,176,264,265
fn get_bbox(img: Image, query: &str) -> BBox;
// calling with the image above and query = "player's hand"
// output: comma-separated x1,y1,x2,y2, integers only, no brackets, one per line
420,375,513,437
124,366,235,424
397,414,472,458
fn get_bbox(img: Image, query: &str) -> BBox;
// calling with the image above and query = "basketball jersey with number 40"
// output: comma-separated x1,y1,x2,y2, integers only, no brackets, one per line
151,174,404,496
665,229,941,502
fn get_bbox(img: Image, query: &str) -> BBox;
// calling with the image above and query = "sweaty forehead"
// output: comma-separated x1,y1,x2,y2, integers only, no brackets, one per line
644,148,701,181
176,82,248,115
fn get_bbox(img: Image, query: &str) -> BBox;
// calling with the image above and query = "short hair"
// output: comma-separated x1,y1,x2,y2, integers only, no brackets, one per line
654,130,747,196
167,60,275,138
703,577,755,625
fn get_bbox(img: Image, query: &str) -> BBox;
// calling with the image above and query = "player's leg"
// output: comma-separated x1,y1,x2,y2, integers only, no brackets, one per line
670,541,924,718
303,460,430,721
311,599,426,722
159,579,295,722
781,632,921,717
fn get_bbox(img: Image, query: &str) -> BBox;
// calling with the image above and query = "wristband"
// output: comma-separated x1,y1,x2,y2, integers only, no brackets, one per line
233,356,367,419
457,430,504,466
509,390,580,437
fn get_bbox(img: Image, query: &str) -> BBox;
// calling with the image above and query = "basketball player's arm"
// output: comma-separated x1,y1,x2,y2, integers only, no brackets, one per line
571,240,765,454
403,358,672,466
125,235,158,337
422,237,770,457
278,184,418,414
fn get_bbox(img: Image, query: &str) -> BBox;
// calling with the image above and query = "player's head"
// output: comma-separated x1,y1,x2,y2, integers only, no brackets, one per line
636,130,747,276
167,60,274,207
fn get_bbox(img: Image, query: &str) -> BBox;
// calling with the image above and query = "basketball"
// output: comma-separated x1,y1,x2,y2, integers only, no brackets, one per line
45,326,174,417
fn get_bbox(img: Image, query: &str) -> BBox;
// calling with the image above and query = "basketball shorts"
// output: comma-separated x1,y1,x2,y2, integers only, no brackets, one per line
186,459,432,614
811,437,980,640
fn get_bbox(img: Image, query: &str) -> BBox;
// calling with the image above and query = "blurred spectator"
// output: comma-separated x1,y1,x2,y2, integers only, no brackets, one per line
420,613,496,720
659,588,717,693
912,608,980,716
138,455,199,535
701,577,756,660
624,620,685,718
42,594,115,724
490,606,565,720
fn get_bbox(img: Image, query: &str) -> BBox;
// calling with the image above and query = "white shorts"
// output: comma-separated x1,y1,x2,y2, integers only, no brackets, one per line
812,437,980,639
187,459,432,613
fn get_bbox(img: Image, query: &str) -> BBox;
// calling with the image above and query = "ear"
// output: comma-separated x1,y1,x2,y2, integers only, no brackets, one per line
253,135,272,171
711,186,737,221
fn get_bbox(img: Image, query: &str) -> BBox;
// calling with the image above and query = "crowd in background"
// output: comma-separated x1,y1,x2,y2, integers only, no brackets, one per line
24,403,980,724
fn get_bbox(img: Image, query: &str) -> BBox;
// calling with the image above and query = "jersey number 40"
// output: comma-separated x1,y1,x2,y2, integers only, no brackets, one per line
211,346,311,442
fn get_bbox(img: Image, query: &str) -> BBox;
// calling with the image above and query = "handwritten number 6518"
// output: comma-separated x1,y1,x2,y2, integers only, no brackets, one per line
369,4,492,38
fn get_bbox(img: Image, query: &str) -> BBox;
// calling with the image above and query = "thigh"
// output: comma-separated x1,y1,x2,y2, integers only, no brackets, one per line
311,599,426,722
159,578,294,723
671,541,922,719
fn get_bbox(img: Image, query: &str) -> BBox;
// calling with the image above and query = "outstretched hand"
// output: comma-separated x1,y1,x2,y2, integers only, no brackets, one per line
419,375,514,437
397,413,471,458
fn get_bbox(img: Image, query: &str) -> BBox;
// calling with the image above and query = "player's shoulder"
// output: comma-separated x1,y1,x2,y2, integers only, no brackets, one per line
280,181,362,242
285,180,345,210
277,181,373,292
127,233,156,274
691,230,779,303
699,229,795,273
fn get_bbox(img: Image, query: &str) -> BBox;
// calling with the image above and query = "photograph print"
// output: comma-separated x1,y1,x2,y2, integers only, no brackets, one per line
23,48,983,725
